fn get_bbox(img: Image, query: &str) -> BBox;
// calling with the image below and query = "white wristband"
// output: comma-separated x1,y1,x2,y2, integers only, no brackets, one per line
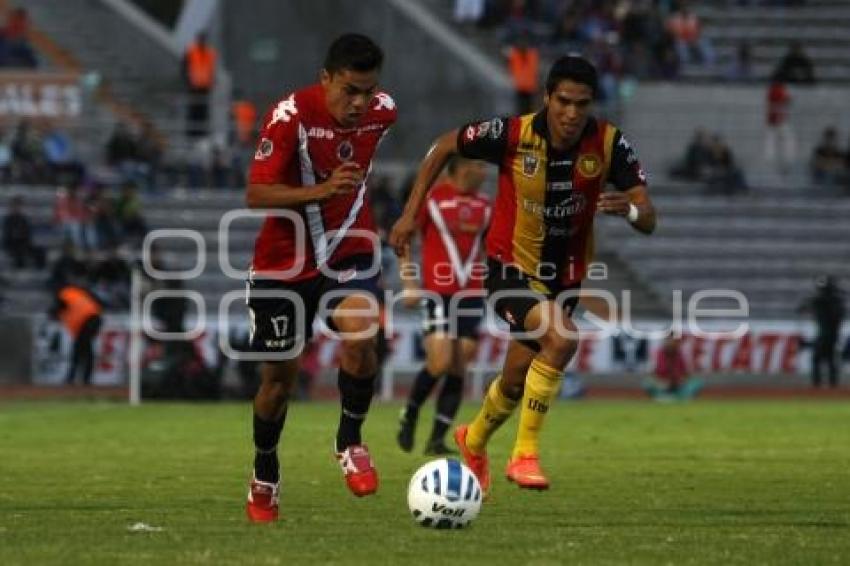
626,203,639,223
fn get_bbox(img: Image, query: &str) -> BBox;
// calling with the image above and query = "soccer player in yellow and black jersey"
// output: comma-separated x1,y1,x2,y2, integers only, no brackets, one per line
390,56,656,494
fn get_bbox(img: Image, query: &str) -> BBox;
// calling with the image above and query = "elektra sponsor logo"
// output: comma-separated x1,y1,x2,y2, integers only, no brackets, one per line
523,193,586,219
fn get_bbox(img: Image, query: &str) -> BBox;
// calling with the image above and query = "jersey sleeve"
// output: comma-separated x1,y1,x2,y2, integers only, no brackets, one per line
608,129,647,191
248,94,299,185
456,116,510,165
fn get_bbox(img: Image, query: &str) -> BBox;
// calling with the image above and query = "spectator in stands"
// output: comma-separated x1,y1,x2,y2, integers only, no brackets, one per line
11,119,45,183
705,134,747,195
53,184,89,250
2,195,45,270
799,275,845,388
210,144,234,188
576,3,618,46
0,7,37,68
134,121,163,192
105,122,143,184
773,41,815,84
91,246,130,309
500,0,536,44
643,333,703,401
726,41,754,82
230,92,256,188
114,182,147,243
0,127,11,181
617,0,660,79
231,92,257,147
49,283,103,386
182,31,217,139
549,8,583,55
665,0,714,67
764,74,796,175
670,128,713,181
184,135,221,188
47,239,87,292
42,126,85,185
586,34,625,102
505,32,540,114
454,0,485,25
87,187,119,251
810,127,845,187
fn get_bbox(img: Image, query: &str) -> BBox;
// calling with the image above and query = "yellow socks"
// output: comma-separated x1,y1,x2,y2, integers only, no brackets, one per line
512,358,562,459
466,376,518,454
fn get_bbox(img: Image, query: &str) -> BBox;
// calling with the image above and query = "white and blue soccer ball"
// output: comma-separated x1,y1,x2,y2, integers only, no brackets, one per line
407,458,482,529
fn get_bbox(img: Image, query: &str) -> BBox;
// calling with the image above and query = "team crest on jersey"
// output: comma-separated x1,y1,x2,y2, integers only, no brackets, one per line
336,139,354,161
255,138,273,160
577,153,602,178
522,154,540,177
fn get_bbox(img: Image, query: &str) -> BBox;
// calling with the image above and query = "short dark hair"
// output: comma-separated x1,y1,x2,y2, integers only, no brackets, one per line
323,33,384,75
545,55,598,96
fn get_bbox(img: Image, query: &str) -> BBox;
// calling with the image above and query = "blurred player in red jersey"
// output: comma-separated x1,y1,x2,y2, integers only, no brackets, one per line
396,156,491,455
390,56,656,494
243,34,397,522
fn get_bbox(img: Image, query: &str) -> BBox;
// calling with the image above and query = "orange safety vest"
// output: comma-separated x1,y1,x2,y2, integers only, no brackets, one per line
232,99,257,143
59,286,102,338
186,43,216,90
508,47,539,95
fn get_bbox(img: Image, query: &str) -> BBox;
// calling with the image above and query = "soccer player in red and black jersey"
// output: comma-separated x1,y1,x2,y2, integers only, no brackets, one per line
396,156,491,455
243,34,397,522
390,56,656,494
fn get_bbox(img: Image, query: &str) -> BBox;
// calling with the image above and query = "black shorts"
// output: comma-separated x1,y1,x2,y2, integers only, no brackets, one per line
420,294,485,339
485,258,580,351
246,254,382,355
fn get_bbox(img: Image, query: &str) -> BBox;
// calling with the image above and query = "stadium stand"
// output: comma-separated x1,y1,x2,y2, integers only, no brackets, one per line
695,0,850,82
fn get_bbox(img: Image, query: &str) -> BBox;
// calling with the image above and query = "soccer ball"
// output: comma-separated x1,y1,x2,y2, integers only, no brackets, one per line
407,458,482,529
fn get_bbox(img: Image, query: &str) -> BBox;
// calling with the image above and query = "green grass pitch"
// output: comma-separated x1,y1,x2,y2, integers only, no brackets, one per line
1,400,849,565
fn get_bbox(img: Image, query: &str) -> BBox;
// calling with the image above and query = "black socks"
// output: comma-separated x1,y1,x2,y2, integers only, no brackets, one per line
431,374,463,443
404,368,441,422
253,411,286,483
336,369,377,450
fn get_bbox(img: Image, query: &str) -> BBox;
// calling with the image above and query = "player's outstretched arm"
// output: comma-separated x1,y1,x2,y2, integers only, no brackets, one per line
389,130,458,256
596,185,657,235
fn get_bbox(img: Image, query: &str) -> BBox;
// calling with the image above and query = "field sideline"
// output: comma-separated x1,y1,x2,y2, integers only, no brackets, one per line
1,400,849,565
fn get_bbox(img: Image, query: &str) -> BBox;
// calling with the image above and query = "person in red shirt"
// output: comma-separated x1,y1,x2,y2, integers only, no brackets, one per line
764,74,796,174
243,34,397,522
396,156,490,455
643,333,702,400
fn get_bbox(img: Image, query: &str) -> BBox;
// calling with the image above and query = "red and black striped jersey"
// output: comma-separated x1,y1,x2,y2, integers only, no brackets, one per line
248,84,397,281
457,112,646,288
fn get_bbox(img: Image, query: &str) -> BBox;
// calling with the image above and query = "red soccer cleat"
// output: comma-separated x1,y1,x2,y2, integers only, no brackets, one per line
505,455,550,490
246,475,280,523
335,444,378,497
453,425,490,496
